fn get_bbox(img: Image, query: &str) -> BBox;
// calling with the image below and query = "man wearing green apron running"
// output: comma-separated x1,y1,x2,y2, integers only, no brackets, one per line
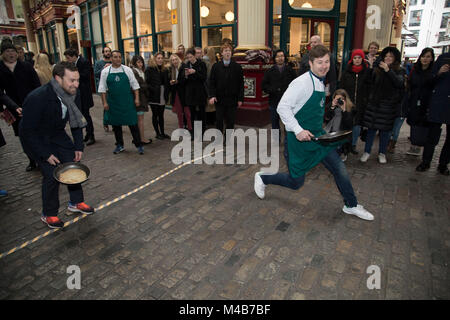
98,50,144,155
254,45,374,221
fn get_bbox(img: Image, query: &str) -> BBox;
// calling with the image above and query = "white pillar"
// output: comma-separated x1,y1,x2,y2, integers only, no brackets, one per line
236,0,267,49
108,0,119,50
171,0,193,50
55,22,66,61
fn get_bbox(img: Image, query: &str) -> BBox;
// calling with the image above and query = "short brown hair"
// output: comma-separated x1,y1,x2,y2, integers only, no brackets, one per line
220,44,233,53
368,41,380,49
53,61,78,78
309,45,330,62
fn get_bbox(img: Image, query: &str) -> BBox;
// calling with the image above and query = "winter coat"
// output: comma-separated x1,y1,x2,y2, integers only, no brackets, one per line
168,65,186,106
178,59,208,106
428,53,450,124
131,68,149,112
362,66,405,131
145,65,169,105
76,56,95,110
262,63,297,107
339,63,371,125
208,60,244,105
405,65,435,126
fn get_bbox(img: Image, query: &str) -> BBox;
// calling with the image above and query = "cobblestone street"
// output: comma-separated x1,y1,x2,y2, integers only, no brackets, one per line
0,95,449,300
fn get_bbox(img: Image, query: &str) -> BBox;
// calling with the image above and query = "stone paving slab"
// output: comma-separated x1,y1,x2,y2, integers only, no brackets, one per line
0,95,449,300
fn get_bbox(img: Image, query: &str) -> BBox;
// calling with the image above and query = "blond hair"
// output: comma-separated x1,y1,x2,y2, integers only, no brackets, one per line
333,89,354,112
147,52,167,71
34,53,53,85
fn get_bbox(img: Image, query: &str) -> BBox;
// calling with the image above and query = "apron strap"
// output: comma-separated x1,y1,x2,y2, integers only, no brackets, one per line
309,71,316,92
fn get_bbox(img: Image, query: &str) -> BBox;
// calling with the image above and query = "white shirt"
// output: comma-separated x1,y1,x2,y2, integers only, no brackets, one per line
57,97,67,119
97,64,140,93
277,71,325,135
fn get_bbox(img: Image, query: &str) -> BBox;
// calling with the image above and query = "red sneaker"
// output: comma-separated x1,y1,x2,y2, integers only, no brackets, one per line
41,215,65,229
68,202,95,215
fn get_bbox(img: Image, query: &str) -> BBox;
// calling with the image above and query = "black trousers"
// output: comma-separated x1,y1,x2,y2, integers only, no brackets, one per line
215,103,237,134
113,125,142,147
82,107,95,138
189,105,206,132
37,146,84,217
150,104,166,135
423,123,449,166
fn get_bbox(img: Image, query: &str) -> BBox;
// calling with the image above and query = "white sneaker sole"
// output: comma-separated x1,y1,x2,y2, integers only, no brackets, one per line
343,207,374,221
254,172,265,200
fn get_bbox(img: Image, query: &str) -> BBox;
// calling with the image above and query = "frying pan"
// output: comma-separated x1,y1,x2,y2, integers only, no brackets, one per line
312,130,352,144
53,162,90,185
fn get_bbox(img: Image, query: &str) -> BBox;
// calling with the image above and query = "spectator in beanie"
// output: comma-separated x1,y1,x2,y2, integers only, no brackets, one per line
360,46,405,164
0,40,41,171
339,49,371,155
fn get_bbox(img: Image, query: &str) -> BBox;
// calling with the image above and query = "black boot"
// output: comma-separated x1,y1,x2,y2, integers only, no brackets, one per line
86,136,96,146
350,145,359,155
416,162,430,172
26,161,37,172
437,164,449,176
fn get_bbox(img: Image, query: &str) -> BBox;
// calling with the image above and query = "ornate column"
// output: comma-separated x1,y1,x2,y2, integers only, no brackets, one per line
171,0,193,50
107,0,118,50
21,0,37,53
55,21,66,61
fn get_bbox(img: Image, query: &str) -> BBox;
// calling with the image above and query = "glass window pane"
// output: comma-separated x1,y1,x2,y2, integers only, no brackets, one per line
120,0,134,39
154,0,172,32
272,25,280,50
157,33,172,56
91,10,102,44
409,10,422,27
95,45,103,61
82,13,90,40
12,0,24,19
273,0,281,22
200,0,234,27
123,39,135,66
136,0,152,36
339,0,348,27
101,6,112,43
138,36,153,65
289,0,334,11
201,26,232,50
441,12,450,29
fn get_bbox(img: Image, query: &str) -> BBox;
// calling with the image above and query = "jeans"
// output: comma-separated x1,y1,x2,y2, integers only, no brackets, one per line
364,129,391,154
261,149,358,207
390,117,405,142
352,125,361,147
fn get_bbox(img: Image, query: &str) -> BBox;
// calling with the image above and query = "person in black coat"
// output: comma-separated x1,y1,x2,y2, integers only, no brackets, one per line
145,52,170,140
179,47,208,134
0,40,41,171
405,48,435,156
262,49,297,130
360,47,405,164
416,52,450,175
208,44,244,135
64,48,96,145
339,49,371,155
19,62,94,229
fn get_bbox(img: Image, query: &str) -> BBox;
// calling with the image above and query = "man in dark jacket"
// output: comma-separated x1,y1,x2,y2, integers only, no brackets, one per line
262,50,297,130
65,48,96,145
19,62,95,229
0,40,41,171
208,44,244,135
416,52,450,175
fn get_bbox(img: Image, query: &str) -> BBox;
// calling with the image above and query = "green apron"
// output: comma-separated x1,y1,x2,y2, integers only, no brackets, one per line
104,66,138,126
287,72,337,178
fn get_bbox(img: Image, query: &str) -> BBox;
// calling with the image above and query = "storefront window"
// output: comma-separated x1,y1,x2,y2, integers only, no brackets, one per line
120,0,134,39
136,0,152,36
101,6,112,43
339,0,348,26
200,0,234,27
123,39,135,66
273,0,282,22
139,36,153,63
157,33,172,54
288,0,334,11
154,0,171,32
201,26,232,49
273,25,281,50
95,45,103,61
409,10,422,27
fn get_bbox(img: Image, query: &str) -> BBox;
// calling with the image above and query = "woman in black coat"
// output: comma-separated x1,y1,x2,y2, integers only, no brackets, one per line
145,52,170,140
339,49,371,154
360,47,405,164
178,48,208,132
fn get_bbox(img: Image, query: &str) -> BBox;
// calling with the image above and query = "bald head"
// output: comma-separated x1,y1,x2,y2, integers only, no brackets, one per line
310,36,322,48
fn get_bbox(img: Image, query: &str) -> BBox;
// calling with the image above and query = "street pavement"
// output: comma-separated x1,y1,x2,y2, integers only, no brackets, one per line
0,95,449,300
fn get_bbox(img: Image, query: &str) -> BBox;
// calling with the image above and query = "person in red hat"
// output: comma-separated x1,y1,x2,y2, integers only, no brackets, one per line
339,49,372,155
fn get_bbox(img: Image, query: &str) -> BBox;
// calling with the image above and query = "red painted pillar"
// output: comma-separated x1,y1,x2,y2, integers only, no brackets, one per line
353,0,368,50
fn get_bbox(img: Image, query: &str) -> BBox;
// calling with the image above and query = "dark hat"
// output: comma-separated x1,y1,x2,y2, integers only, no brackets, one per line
1,41,17,55
379,46,401,64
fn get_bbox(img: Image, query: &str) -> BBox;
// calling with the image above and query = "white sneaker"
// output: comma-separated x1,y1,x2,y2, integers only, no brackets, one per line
360,152,370,163
343,204,374,221
254,172,266,199
378,153,387,164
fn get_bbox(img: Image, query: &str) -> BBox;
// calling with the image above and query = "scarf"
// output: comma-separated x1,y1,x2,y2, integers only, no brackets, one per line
352,64,363,73
50,78,87,129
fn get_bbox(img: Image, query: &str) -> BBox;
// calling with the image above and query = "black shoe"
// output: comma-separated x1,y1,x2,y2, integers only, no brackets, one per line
437,165,449,176
141,139,153,145
26,162,37,172
156,134,164,140
162,133,171,139
416,162,430,172
83,136,89,142
350,146,359,155
86,137,96,146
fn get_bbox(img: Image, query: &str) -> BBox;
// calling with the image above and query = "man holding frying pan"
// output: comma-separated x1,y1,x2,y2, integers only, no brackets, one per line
19,61,95,229
254,45,374,221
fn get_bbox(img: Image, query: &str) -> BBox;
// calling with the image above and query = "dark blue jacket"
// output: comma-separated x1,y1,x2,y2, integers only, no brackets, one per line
76,55,94,110
429,53,450,124
19,83,84,162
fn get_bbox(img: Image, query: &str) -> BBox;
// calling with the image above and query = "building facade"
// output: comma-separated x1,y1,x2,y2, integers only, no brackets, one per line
0,0,27,47
404,0,450,59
